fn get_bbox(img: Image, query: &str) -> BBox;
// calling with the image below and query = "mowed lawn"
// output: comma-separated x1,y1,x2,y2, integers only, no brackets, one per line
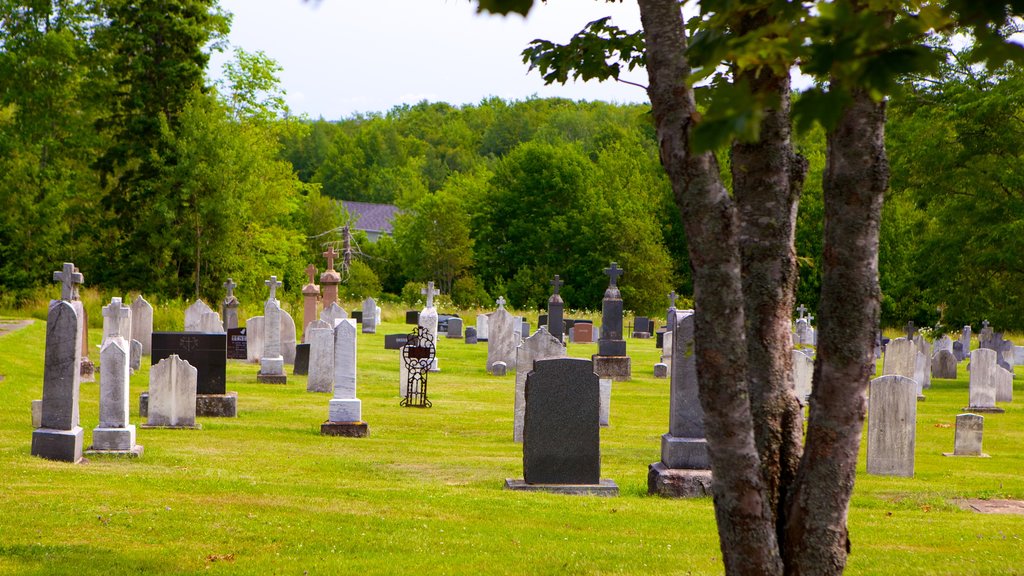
1,316,1022,575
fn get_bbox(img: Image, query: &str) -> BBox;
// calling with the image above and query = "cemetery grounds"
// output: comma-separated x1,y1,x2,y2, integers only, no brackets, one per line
0,310,1022,575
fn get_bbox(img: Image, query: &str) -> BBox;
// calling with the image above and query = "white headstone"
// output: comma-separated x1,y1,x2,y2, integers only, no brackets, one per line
969,348,999,410
199,310,223,333
599,377,612,427
321,302,348,327
882,338,919,396
487,308,516,374
147,354,197,428
260,299,285,378
91,337,140,452
184,299,214,332
329,319,361,422
791,349,813,404
280,308,297,364
130,295,154,355
419,306,439,372
995,365,1013,403
102,297,132,342
245,316,264,363
476,314,489,341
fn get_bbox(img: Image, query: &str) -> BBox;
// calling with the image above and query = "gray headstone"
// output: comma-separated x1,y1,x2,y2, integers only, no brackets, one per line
31,302,84,462
969,348,999,410
934,335,953,355
184,299,214,332
995,365,1013,403
147,354,197,427
882,338,919,394
447,317,463,339
199,310,223,334
464,326,478,344
653,362,668,379
491,361,507,377
661,310,708,470
792,349,813,404
280,308,297,365
931,349,957,379
245,316,264,363
306,326,335,393
514,327,567,442
102,297,132,341
321,302,348,327
130,295,154,355
91,337,139,452
599,377,611,427
487,308,517,374
362,297,377,334
523,357,601,485
866,375,917,477
953,413,984,456
328,319,360,422
129,339,142,373
261,295,284,376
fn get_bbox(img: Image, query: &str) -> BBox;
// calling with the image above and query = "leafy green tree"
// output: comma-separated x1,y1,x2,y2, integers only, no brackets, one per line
393,189,474,295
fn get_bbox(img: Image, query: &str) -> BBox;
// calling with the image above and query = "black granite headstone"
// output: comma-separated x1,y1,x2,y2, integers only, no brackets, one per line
227,327,247,360
293,343,310,375
152,332,227,395
538,314,548,327
523,357,600,485
385,334,411,350
405,310,420,325
656,331,665,349
351,311,363,323
465,326,478,344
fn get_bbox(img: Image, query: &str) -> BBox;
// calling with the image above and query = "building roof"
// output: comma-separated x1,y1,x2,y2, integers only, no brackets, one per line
341,201,401,235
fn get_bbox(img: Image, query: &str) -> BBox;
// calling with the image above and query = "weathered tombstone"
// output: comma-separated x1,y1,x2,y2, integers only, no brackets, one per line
792,349,814,405
301,266,320,338
102,297,132,342
129,339,142,373
306,323,335,393
52,263,93,383
88,337,143,456
476,313,490,341
199,311,223,334
419,282,441,372
648,310,713,497
130,295,154,355
882,337,920,395
31,400,42,428
149,331,235,417
995,365,1013,403
967,348,1003,413
955,325,972,361
914,335,932,390
548,275,565,343
319,246,341,308
513,327,567,442
464,326,478,344
144,355,199,428
401,326,435,408
227,327,247,360
184,299,214,332
520,320,530,338
931,349,957,379
257,276,287,384
491,361,508,376
280,308,297,365
943,413,988,457
934,334,954,355
594,262,631,380
31,300,84,463
362,297,377,334
245,317,264,363
953,341,965,361
321,302,348,327
653,363,668,379
487,298,516,375
599,377,612,427
866,374,917,477
505,357,617,495
222,278,240,331
321,319,368,437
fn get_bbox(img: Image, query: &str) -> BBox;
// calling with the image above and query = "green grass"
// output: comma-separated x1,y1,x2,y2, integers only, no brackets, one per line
0,317,1022,575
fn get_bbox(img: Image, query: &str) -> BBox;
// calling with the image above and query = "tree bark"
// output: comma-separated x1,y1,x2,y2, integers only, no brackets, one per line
783,87,887,575
637,1,782,574
730,14,808,545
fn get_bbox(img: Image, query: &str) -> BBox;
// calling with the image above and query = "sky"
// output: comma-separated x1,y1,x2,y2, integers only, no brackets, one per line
207,0,650,120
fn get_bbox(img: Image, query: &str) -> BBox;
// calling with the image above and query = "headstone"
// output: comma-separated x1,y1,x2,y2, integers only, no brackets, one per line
511,357,616,494
597,262,626,356
301,266,320,337
32,400,42,428
967,348,1002,413
882,338,919,393
649,309,713,497
102,297,132,342
914,335,932,390
321,302,348,327
943,413,987,457
293,343,310,375
514,327,567,442
362,297,377,334
280,308,297,365
995,365,1013,403
571,322,594,343
152,332,227,395
464,326,478,344
227,327,247,360
792,349,813,404
184,299,214,332
632,317,652,338
419,283,440,372
932,349,957,379
222,278,240,331
31,300,84,463
385,333,410,350
487,299,516,375
934,334,953,355
955,325,971,361
245,317,264,363
145,355,198,428
548,275,565,343
666,291,679,330
538,314,549,328
476,313,489,341
520,320,530,337
491,361,508,377
406,310,420,325
599,377,612,427
257,276,287,384
129,339,142,373
199,310,223,334
89,337,142,455
52,264,93,383
321,318,369,437
307,325,335,393
130,295,154,355
793,318,814,347
653,363,668,379
866,374,917,477
446,317,463,339
375,306,382,326
320,246,341,308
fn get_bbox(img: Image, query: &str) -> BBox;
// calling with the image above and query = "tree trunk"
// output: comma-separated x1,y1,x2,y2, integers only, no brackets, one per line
783,87,887,575
637,1,782,574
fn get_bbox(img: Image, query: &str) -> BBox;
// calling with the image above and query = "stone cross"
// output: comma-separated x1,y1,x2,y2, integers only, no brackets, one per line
982,319,990,329
421,281,440,308
604,262,624,287
102,297,131,337
550,275,564,296
53,263,83,302
305,264,317,285
265,276,283,301
223,278,237,299
496,296,506,310
669,291,678,308
323,246,338,272
905,321,915,341
807,315,814,325
796,304,807,319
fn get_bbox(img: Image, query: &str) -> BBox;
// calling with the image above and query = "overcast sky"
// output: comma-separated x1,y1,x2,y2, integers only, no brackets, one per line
208,0,649,120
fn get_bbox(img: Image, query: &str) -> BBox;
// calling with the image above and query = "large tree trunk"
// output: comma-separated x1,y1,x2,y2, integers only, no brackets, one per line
730,17,808,544
783,87,887,575
638,1,782,574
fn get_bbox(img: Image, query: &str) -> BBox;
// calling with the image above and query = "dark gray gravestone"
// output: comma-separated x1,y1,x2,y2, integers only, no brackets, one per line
632,317,651,338
32,300,84,463
932,349,957,379
523,358,600,484
447,317,463,338
465,326,478,344
351,311,363,323
656,331,665,349
598,262,626,357
385,333,410,350
547,274,565,343
152,332,227,395
226,327,247,360
405,310,419,325
293,343,310,375
538,314,549,328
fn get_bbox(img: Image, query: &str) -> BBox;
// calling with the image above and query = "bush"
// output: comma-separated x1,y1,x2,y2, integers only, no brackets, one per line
451,276,492,309
340,260,382,301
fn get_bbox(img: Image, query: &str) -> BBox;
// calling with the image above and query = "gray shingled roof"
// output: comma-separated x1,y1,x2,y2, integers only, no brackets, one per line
341,201,401,235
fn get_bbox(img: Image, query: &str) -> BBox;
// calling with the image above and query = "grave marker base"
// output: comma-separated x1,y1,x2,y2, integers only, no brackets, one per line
140,392,237,417
503,478,618,496
592,355,632,381
942,452,990,458
647,462,713,498
320,421,369,438
256,373,288,384
85,445,144,458
963,406,1005,414
31,427,83,463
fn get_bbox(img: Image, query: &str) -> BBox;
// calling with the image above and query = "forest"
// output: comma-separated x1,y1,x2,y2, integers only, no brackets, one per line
1,1,1022,327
